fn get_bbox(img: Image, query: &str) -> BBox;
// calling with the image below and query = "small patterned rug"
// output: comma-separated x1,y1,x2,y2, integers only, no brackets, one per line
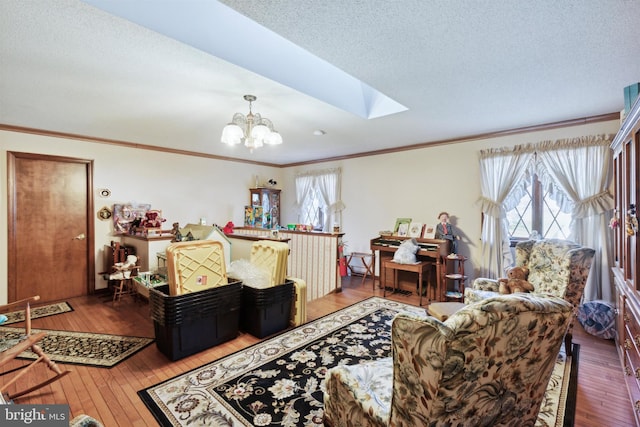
0,327,154,368
138,297,578,427
1,301,73,325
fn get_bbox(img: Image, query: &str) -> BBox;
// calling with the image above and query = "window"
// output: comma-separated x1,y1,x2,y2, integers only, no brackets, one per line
506,174,571,240
300,186,325,230
295,168,342,232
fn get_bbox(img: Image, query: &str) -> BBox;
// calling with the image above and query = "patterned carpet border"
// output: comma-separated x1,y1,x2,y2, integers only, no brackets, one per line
138,296,578,427
563,344,579,427
0,326,154,368
1,301,73,325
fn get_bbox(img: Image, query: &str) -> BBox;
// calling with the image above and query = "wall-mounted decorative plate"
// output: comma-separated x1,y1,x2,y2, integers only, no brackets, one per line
97,206,112,221
98,188,111,198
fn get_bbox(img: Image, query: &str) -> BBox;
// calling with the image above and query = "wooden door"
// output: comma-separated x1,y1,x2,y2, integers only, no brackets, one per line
7,152,94,303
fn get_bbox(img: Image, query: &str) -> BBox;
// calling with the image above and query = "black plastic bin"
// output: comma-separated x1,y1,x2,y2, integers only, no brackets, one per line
149,281,242,361
240,280,295,338
150,282,241,325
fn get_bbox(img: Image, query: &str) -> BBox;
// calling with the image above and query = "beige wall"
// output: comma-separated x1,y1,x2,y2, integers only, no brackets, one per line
0,130,282,302
0,119,620,303
281,119,620,280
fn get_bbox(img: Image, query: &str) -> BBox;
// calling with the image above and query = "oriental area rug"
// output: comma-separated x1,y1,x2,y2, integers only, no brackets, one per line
0,301,73,325
0,326,154,368
139,297,578,427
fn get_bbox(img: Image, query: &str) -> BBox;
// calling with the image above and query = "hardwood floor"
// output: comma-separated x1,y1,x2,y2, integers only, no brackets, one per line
0,276,636,426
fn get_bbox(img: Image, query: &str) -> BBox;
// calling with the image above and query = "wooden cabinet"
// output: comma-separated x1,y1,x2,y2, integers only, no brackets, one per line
612,97,640,425
250,188,280,229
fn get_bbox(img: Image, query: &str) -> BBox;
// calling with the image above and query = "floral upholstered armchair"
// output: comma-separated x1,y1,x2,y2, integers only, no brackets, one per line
465,238,595,355
323,293,573,427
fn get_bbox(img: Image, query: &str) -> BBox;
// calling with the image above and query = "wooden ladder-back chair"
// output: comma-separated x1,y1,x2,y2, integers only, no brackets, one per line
106,242,140,304
0,296,71,401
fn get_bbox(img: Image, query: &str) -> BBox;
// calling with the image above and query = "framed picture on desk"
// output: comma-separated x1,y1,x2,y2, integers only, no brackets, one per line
423,224,436,239
408,222,424,237
394,218,411,236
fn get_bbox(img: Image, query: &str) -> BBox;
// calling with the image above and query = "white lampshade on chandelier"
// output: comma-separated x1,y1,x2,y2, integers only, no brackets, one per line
221,95,283,152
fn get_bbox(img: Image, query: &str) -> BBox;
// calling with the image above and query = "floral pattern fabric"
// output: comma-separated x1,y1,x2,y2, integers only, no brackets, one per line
324,293,573,427
139,297,424,427
465,239,595,349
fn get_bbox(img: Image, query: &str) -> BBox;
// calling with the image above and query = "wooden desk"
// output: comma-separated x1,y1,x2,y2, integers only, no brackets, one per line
384,260,433,306
371,236,449,301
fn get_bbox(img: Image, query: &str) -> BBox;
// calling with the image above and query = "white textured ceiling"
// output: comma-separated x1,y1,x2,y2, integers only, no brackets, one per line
1,0,639,166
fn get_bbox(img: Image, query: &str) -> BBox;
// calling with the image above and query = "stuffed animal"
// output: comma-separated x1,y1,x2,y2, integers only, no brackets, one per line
171,222,182,242
498,266,535,294
223,221,235,234
140,210,166,229
392,238,419,264
109,255,138,280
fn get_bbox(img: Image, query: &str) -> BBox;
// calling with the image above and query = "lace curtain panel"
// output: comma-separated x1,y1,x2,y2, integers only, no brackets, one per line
478,134,614,302
535,135,614,301
295,168,344,232
478,145,535,278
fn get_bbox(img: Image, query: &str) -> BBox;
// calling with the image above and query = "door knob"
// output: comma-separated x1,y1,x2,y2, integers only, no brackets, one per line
73,233,86,240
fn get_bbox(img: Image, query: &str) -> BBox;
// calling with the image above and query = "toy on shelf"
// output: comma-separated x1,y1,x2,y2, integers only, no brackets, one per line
132,210,170,236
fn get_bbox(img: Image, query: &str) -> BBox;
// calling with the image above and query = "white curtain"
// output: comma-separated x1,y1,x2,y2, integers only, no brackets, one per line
535,135,614,302
295,168,344,231
294,174,314,219
478,145,536,278
316,168,345,231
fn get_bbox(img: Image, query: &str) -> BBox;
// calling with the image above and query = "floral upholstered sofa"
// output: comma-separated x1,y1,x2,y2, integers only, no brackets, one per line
465,238,595,354
323,293,573,426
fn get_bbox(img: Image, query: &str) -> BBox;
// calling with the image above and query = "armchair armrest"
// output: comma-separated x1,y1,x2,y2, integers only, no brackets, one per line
471,278,500,292
324,358,394,426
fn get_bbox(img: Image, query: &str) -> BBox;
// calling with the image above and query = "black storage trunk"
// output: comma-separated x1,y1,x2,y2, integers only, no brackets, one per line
240,280,295,338
149,281,242,361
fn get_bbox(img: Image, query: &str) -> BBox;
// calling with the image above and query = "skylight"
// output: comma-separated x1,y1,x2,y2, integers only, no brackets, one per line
82,0,407,119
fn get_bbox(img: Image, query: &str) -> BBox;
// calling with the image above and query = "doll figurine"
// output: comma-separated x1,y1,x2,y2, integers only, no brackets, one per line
434,211,460,254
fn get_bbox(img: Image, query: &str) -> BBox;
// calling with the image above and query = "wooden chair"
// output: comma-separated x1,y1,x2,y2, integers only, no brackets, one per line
108,255,140,304
0,296,70,401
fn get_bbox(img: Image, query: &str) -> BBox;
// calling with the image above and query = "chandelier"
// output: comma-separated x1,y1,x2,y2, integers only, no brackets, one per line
220,95,283,151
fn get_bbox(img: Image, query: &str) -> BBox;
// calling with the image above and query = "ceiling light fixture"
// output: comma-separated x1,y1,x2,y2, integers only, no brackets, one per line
221,95,283,152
